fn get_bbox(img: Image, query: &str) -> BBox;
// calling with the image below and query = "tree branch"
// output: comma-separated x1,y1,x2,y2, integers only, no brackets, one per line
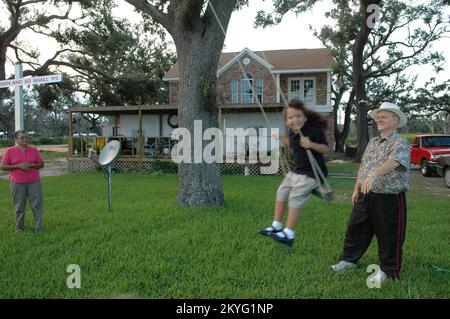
124,0,171,32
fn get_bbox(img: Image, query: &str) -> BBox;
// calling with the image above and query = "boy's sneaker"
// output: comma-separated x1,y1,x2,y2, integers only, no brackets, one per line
331,260,358,272
270,231,294,247
257,226,283,237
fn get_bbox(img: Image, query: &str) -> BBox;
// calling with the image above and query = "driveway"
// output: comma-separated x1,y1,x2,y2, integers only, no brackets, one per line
410,164,449,194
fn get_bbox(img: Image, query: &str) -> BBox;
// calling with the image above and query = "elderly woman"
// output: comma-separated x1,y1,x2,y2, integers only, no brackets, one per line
1,130,44,233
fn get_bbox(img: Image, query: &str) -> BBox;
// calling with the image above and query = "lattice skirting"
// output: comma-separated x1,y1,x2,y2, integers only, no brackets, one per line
68,158,289,176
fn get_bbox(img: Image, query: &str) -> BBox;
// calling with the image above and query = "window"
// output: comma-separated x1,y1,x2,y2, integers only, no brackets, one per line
288,77,316,105
289,79,301,100
256,79,263,103
422,136,450,147
304,79,314,104
231,80,238,104
241,74,253,104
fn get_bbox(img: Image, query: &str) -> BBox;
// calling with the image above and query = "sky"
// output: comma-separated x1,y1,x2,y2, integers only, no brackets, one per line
2,0,449,88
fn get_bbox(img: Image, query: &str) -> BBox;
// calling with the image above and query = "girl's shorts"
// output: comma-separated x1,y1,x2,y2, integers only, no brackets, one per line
276,171,318,208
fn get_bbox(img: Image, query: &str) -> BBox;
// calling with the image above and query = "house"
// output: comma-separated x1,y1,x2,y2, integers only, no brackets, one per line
67,47,333,174
164,47,334,145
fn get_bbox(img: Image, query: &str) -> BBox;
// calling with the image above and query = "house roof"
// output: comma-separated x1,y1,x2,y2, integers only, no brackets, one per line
163,48,332,81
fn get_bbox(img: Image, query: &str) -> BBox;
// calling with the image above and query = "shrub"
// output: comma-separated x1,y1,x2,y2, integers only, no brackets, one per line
30,136,68,145
153,160,178,174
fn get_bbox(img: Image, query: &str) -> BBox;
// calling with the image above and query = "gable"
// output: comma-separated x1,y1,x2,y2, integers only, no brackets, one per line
163,48,332,81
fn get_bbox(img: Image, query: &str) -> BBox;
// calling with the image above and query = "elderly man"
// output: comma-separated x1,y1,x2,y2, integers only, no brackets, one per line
1,130,45,233
332,102,410,285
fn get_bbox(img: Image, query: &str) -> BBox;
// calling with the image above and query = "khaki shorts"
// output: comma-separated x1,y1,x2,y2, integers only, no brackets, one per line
276,172,318,209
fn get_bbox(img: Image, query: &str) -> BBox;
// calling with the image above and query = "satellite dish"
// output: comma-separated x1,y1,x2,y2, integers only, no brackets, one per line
89,140,121,213
99,140,121,166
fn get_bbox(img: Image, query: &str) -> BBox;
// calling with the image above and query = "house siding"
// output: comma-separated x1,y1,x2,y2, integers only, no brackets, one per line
169,82,179,104
169,71,328,108
216,54,277,105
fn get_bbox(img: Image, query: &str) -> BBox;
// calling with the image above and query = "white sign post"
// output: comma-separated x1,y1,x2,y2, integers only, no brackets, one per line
15,64,24,132
0,64,63,132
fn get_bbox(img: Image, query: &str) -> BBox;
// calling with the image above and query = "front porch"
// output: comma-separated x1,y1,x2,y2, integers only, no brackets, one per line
67,103,288,174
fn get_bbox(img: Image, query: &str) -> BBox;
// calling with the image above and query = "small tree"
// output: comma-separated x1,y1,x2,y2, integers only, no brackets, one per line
406,79,450,134
0,0,93,130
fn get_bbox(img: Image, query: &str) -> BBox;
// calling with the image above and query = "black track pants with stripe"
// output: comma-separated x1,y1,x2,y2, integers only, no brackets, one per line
340,192,407,279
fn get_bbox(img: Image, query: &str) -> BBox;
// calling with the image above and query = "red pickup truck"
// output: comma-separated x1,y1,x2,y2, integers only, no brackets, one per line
410,134,450,176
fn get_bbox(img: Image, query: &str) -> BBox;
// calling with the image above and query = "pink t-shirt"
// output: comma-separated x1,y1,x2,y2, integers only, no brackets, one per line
1,146,43,183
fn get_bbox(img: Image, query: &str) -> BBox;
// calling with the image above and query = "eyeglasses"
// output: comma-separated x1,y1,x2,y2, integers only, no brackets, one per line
18,136,28,139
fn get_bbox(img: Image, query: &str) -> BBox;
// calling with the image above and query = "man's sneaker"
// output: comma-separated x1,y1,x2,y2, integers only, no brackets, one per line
270,231,294,247
258,226,283,237
368,269,387,286
331,260,358,272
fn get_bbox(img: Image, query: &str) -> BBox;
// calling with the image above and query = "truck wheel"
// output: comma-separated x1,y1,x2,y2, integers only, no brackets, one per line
421,159,431,177
445,168,450,188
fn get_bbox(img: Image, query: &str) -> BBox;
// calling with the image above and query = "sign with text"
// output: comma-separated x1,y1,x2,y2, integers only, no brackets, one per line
0,74,63,88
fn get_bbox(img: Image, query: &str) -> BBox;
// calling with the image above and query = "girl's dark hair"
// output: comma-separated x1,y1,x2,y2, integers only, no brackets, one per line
285,99,329,130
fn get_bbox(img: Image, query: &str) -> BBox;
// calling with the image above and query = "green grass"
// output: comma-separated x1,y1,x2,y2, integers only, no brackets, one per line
39,151,68,161
0,166,448,299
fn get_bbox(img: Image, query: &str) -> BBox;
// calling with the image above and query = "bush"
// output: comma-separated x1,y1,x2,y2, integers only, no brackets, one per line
30,136,68,145
0,140,13,147
153,160,178,174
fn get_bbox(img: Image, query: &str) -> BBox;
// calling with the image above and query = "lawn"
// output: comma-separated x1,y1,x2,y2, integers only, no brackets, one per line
39,151,68,161
0,164,448,299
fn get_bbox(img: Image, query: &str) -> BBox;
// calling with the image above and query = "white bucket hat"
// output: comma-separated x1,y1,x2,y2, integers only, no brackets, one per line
369,102,407,128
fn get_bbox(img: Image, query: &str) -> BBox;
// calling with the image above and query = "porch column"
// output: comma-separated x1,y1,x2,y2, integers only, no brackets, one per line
138,108,143,157
114,114,119,136
276,73,281,103
159,113,163,137
327,71,331,107
68,112,73,155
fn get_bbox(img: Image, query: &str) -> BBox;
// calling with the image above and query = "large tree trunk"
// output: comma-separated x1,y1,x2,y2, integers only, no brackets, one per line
0,49,7,98
175,36,224,207
334,89,354,153
353,0,381,161
170,1,234,207
0,50,10,132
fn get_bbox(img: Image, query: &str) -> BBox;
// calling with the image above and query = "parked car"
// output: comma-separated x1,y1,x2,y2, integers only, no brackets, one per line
436,156,450,188
410,134,450,176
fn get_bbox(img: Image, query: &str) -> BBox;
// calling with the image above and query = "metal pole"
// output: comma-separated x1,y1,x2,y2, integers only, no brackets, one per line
14,64,24,131
108,165,112,213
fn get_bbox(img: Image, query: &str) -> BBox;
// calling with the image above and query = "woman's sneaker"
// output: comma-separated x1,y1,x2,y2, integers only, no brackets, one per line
257,226,283,237
331,260,357,272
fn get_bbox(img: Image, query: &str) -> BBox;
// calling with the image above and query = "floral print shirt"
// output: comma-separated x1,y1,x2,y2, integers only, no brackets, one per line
359,131,410,194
